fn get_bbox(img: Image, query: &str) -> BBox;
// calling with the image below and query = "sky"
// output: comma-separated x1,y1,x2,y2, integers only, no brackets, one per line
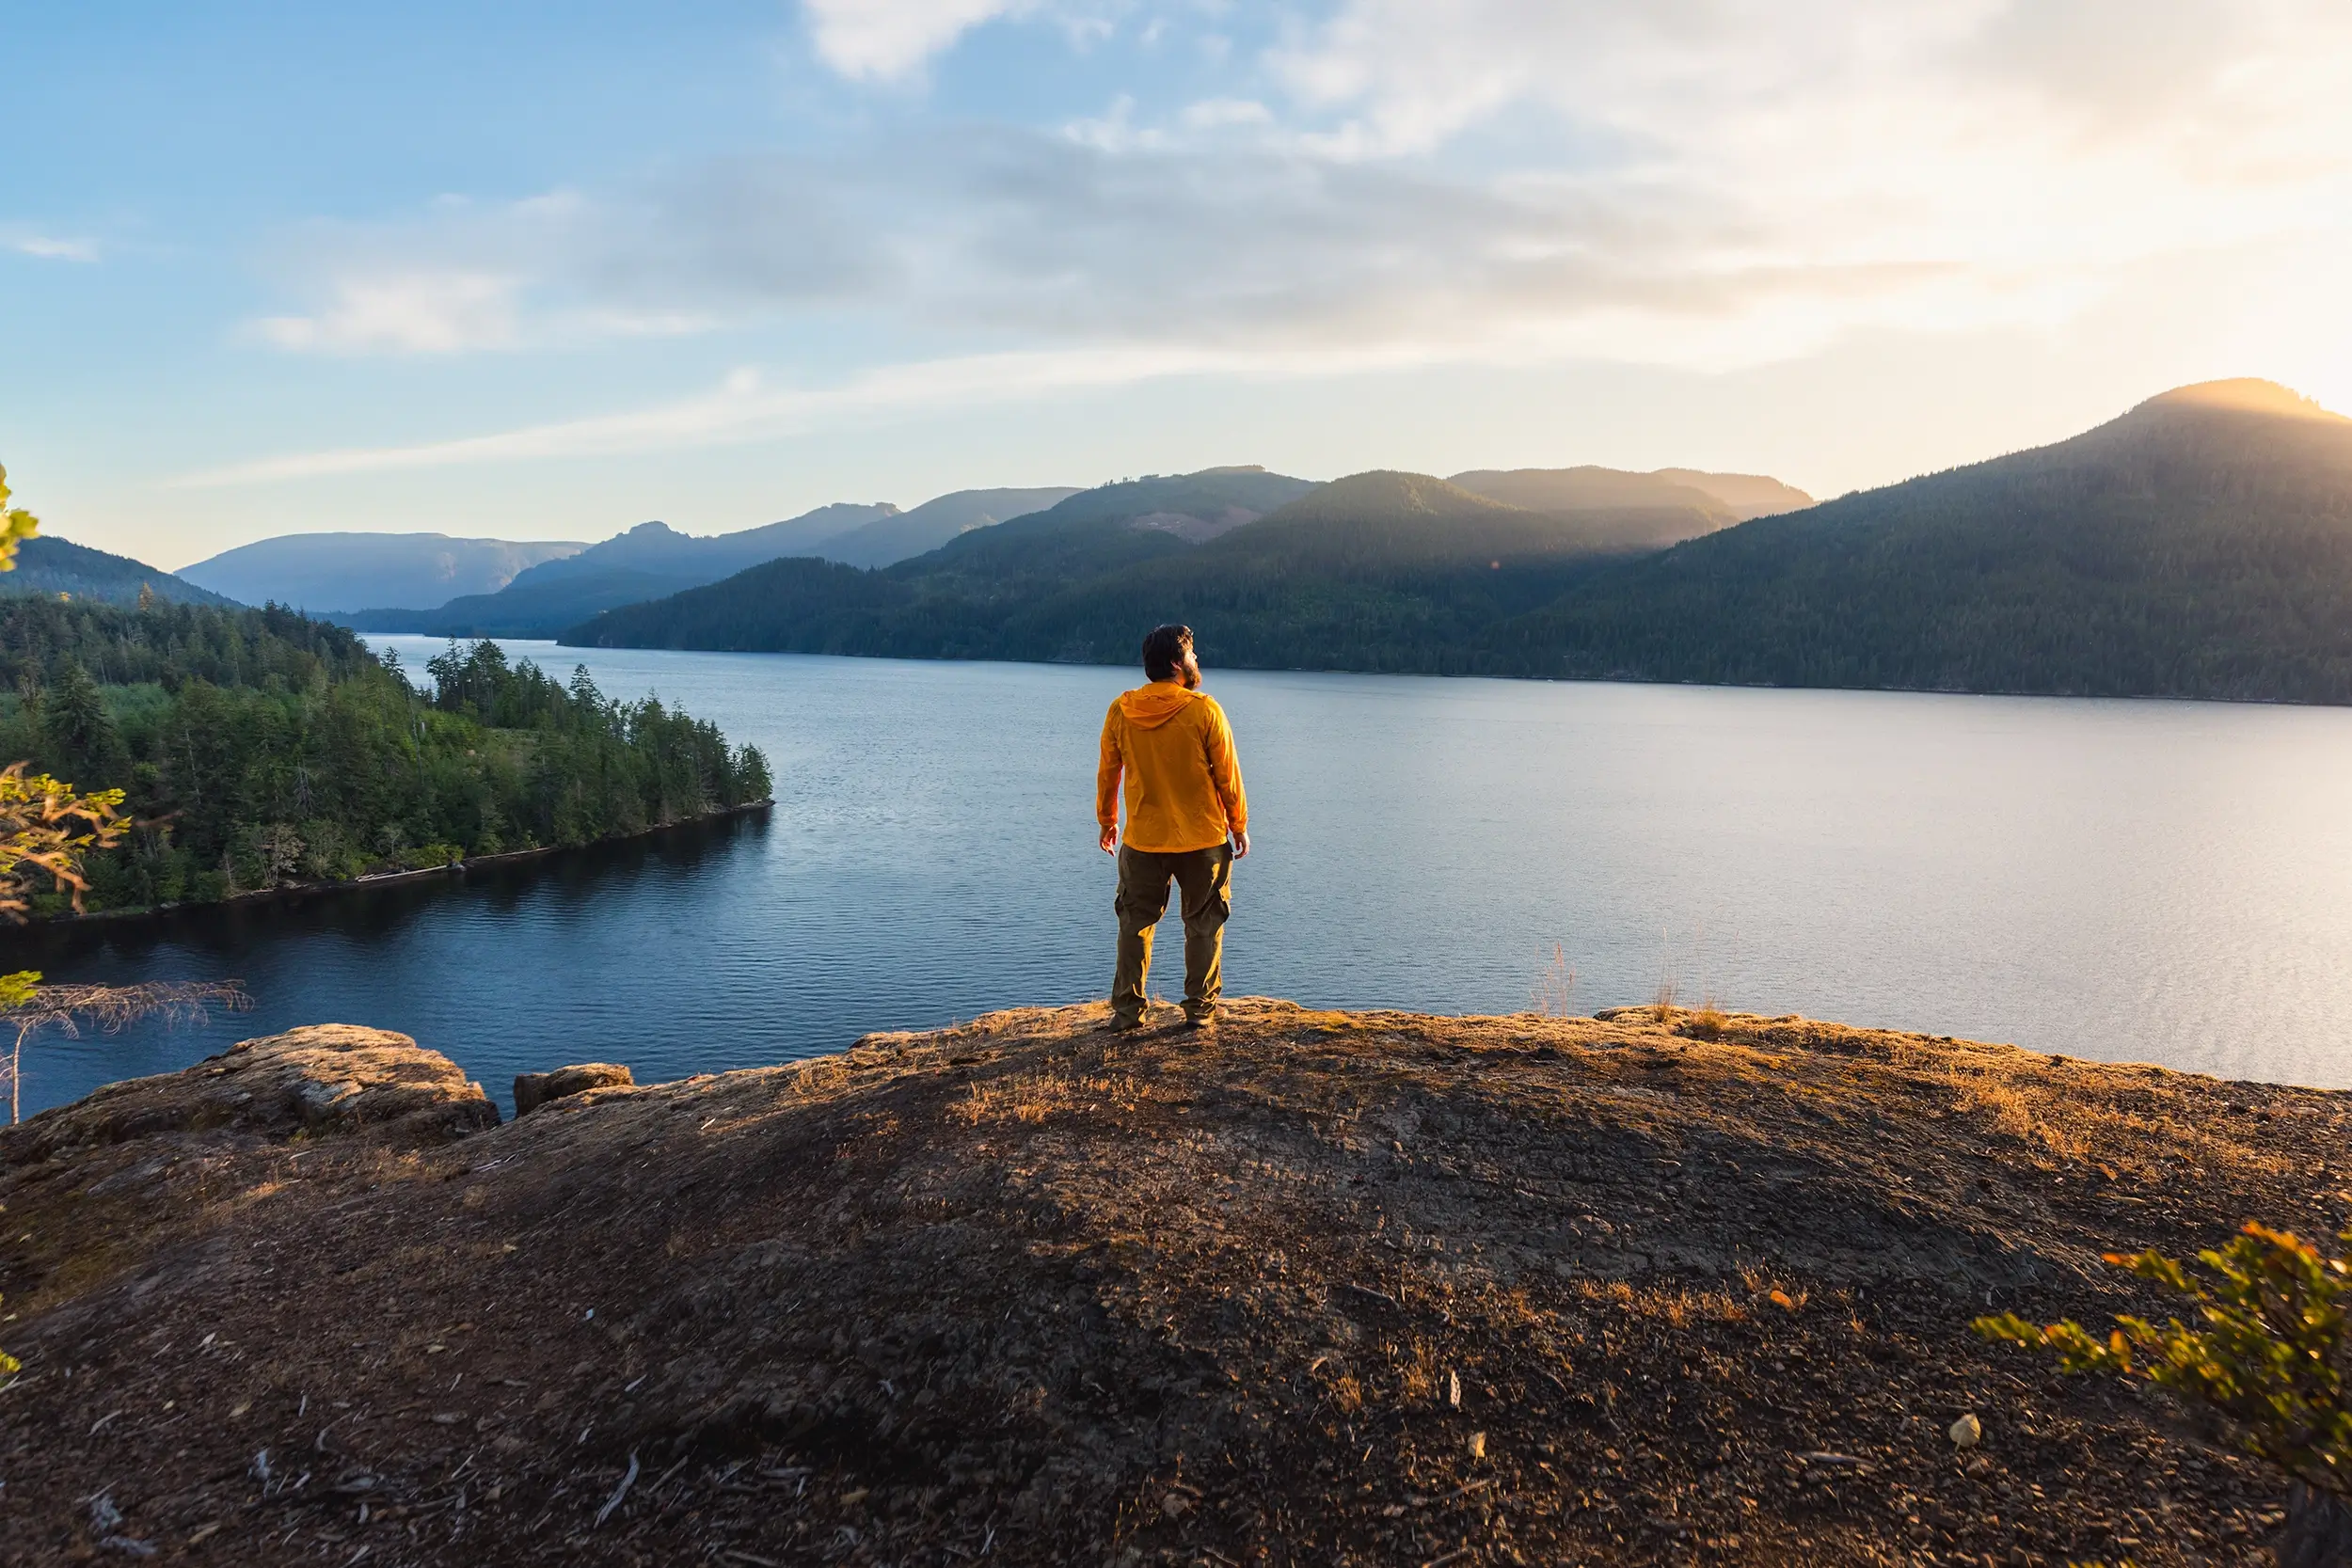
6,1,2351,570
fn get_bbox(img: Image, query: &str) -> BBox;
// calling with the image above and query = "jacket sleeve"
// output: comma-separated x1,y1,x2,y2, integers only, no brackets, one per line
1203,701,1248,832
1096,705,1123,829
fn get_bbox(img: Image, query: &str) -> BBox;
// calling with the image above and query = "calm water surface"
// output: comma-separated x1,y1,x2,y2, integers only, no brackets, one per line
9,641,2351,1116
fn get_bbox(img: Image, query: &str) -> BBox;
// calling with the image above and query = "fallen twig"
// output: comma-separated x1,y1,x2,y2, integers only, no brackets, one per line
593,1451,640,1528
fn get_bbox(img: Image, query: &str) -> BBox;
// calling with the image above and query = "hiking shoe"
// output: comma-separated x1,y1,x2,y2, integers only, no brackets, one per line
1178,1009,1218,1031
1107,1014,1149,1033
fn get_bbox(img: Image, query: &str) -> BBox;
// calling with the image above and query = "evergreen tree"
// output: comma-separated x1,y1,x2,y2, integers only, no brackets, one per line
41,657,123,786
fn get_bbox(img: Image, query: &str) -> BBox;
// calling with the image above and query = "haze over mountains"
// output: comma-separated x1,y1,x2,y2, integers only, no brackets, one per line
1524,379,2352,701
179,533,585,615
332,490,1088,637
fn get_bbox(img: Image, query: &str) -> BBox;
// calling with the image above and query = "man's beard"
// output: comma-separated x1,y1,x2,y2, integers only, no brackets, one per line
1181,662,1200,690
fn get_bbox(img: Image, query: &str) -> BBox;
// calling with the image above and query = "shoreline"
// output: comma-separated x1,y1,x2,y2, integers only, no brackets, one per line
14,798,772,929
523,633,2352,713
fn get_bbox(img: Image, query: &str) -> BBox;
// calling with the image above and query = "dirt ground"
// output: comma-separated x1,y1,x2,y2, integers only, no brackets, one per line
2,999,2347,1566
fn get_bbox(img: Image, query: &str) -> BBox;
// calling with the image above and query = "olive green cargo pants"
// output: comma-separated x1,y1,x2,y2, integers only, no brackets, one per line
1111,843,1233,1025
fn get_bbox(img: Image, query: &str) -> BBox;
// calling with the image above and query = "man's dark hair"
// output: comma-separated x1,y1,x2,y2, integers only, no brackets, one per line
1141,624,1194,683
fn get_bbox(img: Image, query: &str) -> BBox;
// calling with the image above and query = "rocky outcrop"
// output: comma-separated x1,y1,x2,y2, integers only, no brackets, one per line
0,1023,497,1161
513,1061,634,1115
1,1002,2346,1566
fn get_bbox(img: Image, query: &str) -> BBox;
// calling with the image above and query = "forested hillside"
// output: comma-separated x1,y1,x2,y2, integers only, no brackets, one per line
3,535,238,610
566,469,1753,669
0,599,769,916
570,381,2352,705
1508,379,2352,700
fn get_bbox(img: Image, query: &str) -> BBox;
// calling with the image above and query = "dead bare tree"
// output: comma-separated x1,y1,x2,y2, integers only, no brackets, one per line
2,979,250,1124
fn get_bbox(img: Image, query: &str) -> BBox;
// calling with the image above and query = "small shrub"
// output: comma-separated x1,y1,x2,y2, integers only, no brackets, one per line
1975,1223,2351,1560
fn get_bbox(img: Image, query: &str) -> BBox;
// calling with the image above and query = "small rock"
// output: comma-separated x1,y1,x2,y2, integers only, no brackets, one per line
1949,1412,1982,1449
1161,1492,1192,1519
1468,1431,1488,1461
514,1063,635,1116
1447,1369,1463,1409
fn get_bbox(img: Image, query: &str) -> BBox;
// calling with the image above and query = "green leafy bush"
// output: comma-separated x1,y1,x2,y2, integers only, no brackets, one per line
1976,1223,2350,1559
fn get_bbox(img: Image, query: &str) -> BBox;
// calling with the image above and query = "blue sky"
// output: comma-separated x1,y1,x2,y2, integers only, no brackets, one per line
7,1,2351,568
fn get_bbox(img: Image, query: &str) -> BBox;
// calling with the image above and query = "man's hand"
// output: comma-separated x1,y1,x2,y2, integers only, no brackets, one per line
1231,828,1251,859
1099,823,1119,854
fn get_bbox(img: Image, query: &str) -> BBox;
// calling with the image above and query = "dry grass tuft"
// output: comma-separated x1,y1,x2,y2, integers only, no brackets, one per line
1394,1336,1443,1402
1532,944,1577,1019
791,1056,851,1098
1575,1280,1750,1325
947,1069,1141,1127
1681,1001,1730,1040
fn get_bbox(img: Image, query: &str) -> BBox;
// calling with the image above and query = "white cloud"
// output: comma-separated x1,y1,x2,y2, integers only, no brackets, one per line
255,270,523,355
261,1,2352,366
215,0,2352,473
7,234,100,262
801,0,1035,80
1179,97,1272,131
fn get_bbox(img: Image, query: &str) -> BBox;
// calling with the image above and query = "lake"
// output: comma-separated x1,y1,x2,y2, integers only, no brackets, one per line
8,641,2352,1117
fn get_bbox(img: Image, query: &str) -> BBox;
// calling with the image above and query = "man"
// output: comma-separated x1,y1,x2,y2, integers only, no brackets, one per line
1096,624,1250,1030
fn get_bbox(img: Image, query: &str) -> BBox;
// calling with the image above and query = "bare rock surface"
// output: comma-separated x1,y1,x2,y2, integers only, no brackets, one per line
1,999,2346,1565
514,1062,635,1116
2,1022,496,1162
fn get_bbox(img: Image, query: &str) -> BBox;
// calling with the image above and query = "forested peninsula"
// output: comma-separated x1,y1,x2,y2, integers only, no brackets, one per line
569,380,2352,706
0,598,769,917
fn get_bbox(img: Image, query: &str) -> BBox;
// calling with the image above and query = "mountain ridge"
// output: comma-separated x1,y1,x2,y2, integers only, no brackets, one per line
358,502,898,637
179,531,584,614
5,535,240,610
565,379,2352,705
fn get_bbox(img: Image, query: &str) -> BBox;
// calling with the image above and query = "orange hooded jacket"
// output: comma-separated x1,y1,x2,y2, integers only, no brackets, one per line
1096,681,1249,854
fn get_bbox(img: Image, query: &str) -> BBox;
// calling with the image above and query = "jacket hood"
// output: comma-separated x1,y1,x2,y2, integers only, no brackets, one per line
1119,682,1200,729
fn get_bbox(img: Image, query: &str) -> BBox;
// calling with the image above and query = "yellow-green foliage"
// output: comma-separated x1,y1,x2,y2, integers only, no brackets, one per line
0,462,36,573
0,763,129,918
1976,1224,2351,1498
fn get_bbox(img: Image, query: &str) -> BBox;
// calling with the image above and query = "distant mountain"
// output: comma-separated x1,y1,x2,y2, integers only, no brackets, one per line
899,467,1320,591
1447,465,1812,530
5,535,239,610
1507,378,2352,700
1649,469,1817,520
565,384,2352,705
357,502,898,638
815,487,1083,568
178,532,585,614
564,467,1680,669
